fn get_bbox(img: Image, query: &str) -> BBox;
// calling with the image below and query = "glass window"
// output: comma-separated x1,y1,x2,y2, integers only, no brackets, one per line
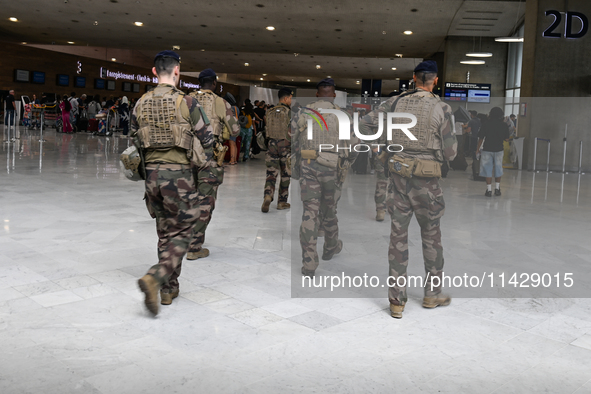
506,24,524,104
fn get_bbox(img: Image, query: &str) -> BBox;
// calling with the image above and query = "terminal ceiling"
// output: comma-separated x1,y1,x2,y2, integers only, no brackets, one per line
0,0,525,90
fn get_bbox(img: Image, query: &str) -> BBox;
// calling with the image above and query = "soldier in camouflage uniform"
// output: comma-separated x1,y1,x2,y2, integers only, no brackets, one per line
360,61,457,319
292,78,353,277
186,69,240,260
135,51,214,316
262,87,293,213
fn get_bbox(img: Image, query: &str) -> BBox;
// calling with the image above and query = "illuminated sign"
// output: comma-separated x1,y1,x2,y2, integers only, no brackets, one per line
100,67,158,83
543,10,588,39
76,61,82,74
180,80,199,89
444,82,491,104
99,67,201,89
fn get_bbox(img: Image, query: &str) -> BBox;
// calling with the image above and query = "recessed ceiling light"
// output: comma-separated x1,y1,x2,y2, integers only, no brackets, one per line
316,65,321,69
134,21,143,26
327,75,331,78
460,60,485,65
200,49,205,51
495,37,523,42
391,67,397,70
9,17,18,22
466,52,493,58
307,79,311,82
111,58,117,62
262,73,267,76
244,63,249,66
172,45,180,50
396,78,400,80
67,41,75,44
395,54,403,58
94,21,98,26
21,42,27,44
356,80,360,84
266,26,275,31
403,30,413,35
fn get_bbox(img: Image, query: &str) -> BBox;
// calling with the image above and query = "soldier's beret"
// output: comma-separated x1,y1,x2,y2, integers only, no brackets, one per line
278,87,293,97
414,60,438,73
199,68,217,79
317,78,335,88
154,50,181,63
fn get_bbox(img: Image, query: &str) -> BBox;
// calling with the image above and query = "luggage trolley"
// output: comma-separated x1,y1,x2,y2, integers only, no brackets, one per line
42,102,60,129
106,107,121,133
30,103,43,129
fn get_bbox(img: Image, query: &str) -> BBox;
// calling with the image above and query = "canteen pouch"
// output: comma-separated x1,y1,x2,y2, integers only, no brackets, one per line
413,159,442,178
301,150,318,162
388,156,416,178
213,141,228,167
316,152,338,169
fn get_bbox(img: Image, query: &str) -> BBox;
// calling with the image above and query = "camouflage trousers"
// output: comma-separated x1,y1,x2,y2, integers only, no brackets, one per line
300,160,339,272
144,164,200,292
189,165,224,253
264,138,291,203
387,173,446,305
374,158,388,212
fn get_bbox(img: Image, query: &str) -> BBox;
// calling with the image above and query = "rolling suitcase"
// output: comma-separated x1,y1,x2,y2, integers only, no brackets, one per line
88,119,98,132
77,118,88,132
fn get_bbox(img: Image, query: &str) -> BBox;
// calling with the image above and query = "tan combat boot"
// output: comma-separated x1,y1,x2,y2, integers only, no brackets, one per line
138,274,160,316
261,195,273,213
160,289,179,305
390,304,405,319
277,202,291,210
322,240,343,261
186,248,210,260
376,210,386,222
422,294,452,308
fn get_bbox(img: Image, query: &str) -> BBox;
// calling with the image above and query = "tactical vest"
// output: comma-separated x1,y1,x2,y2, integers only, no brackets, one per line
135,85,192,151
266,105,290,140
301,100,344,152
388,91,443,155
192,90,220,137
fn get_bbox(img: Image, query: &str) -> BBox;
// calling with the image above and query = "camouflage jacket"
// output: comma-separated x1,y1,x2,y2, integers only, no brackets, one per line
359,89,457,162
291,98,358,160
131,83,215,162
190,89,240,139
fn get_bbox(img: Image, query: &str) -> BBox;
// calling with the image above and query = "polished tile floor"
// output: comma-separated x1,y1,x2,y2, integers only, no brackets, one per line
1,126,591,393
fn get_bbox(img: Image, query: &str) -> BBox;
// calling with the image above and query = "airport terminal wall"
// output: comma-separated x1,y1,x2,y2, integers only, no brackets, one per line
0,42,207,100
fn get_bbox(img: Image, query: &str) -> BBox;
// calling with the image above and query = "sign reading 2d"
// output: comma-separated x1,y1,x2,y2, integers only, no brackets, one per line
543,10,589,39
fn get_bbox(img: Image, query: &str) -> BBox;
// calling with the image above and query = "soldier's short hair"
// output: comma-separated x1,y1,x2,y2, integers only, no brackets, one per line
415,71,437,84
278,88,292,100
154,57,179,76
